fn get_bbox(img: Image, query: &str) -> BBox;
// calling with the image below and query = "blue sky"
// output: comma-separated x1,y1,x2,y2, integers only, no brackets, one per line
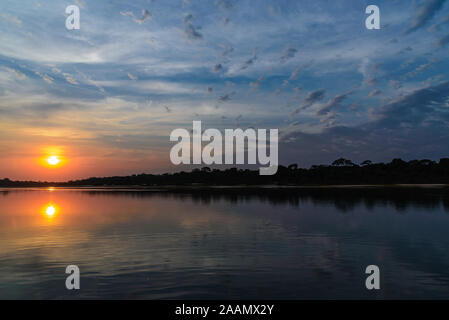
1,0,449,179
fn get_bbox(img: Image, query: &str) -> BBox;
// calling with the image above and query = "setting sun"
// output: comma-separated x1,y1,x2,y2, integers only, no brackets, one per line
37,146,67,170
47,156,60,166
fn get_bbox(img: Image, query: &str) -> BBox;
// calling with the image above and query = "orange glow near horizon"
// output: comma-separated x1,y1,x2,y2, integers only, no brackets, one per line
0,144,169,181
38,146,67,169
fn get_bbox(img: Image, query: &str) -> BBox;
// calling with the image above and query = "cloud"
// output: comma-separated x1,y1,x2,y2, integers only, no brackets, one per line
127,73,138,80
290,88,326,116
135,9,152,24
280,46,298,63
249,76,264,90
218,91,236,102
364,77,378,86
42,67,80,86
405,60,437,78
358,58,380,86
281,82,449,166
120,9,152,24
376,81,449,127
184,23,203,41
316,91,353,116
96,80,196,95
0,100,87,120
183,14,203,40
303,89,326,107
120,11,134,18
368,89,382,97
436,33,449,47
429,14,449,31
74,0,85,9
5,67,26,80
397,46,413,55
0,13,22,26
240,50,257,70
212,63,223,73
35,72,54,84
389,80,402,89
220,44,234,56
283,61,312,86
289,67,302,81
404,0,447,34
293,86,302,98
289,121,302,127
63,73,79,85
350,102,361,111
215,0,233,10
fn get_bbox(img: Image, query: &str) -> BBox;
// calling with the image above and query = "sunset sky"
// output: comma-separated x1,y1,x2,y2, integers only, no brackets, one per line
1,0,449,181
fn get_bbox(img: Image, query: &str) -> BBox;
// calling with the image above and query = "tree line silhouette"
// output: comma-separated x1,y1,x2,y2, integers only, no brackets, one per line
2,158,449,187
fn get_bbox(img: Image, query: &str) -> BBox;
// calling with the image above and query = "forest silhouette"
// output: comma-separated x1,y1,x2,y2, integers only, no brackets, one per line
2,158,449,187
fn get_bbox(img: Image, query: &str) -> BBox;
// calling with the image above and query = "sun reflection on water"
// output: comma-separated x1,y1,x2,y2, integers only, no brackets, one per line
46,205,56,216
42,203,59,220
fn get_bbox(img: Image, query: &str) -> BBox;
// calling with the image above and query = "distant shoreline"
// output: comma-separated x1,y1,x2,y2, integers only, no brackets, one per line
2,158,449,188
1,183,449,190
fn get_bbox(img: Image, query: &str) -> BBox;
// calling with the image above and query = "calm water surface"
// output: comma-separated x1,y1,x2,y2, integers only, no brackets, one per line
1,187,449,299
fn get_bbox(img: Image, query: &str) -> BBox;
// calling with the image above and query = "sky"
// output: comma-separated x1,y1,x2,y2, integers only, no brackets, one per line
1,0,449,181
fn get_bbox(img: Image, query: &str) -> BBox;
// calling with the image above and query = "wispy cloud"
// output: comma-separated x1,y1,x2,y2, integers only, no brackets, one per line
240,49,257,71
436,33,449,47
404,0,447,34
120,9,152,24
183,13,203,40
316,91,353,116
280,46,298,63
5,67,27,80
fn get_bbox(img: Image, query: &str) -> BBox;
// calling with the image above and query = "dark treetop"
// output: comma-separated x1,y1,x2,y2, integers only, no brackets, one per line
2,158,449,187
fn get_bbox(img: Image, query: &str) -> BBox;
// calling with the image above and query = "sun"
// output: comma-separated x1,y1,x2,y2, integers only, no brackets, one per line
47,156,60,166
39,147,67,168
